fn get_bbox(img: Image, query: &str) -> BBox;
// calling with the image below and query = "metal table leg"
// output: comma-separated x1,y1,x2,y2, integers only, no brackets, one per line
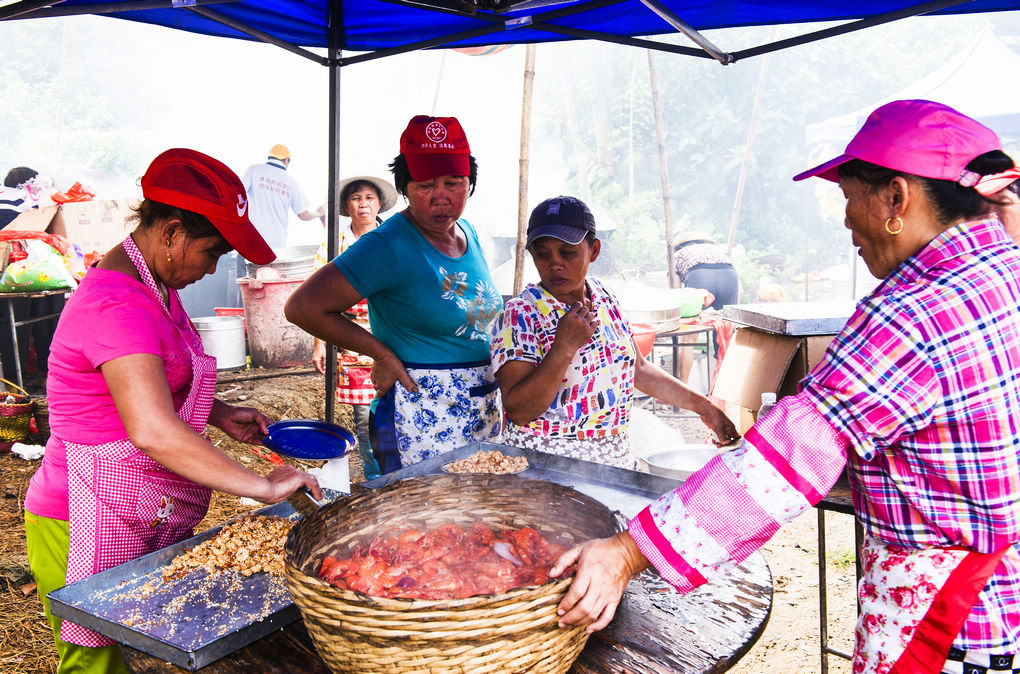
6,296,23,388
817,503,861,671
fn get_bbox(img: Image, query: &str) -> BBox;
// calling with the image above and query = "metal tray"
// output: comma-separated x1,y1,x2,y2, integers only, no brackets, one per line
49,502,303,671
723,300,855,335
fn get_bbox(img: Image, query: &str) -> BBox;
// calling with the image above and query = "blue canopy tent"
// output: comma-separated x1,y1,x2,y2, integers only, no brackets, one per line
6,0,1020,421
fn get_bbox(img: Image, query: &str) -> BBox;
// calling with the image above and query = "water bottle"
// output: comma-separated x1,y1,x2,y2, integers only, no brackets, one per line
757,392,776,421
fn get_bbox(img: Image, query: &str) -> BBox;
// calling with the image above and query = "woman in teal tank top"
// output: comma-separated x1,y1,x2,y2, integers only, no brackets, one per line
286,115,503,474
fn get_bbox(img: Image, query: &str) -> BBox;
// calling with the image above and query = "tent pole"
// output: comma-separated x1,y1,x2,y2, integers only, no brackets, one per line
648,50,676,288
513,43,537,297
732,0,973,61
324,0,343,426
638,0,732,64
188,6,326,64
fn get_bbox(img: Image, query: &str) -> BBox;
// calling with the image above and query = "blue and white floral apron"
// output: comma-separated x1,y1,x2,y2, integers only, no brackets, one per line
371,360,501,474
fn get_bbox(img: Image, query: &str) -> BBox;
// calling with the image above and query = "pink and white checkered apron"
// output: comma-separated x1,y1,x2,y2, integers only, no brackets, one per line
61,236,217,647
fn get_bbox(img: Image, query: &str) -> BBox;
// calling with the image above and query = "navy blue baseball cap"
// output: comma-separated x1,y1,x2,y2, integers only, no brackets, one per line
526,196,596,248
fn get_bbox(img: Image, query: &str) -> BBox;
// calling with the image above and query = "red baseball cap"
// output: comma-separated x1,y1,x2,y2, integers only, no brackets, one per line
141,148,275,264
794,99,1003,185
399,115,471,182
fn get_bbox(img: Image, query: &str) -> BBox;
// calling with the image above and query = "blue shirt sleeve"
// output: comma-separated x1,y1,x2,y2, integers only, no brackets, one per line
334,227,397,299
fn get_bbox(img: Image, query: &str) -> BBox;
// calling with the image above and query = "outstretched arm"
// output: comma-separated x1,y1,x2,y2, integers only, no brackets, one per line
285,264,416,395
633,350,739,446
103,354,321,503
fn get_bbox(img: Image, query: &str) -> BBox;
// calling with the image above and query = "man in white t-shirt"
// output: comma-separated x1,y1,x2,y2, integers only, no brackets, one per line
241,144,324,251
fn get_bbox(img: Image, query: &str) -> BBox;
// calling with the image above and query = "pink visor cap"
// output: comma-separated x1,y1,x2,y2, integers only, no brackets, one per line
793,99,1003,185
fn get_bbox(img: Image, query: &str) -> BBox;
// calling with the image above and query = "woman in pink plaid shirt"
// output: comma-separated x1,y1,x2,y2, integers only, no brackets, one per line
553,100,1020,674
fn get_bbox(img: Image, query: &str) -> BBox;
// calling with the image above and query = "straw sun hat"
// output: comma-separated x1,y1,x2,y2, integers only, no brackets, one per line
337,175,398,217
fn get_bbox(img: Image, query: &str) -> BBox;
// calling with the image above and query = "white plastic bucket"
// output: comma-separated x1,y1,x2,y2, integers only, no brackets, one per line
193,315,247,370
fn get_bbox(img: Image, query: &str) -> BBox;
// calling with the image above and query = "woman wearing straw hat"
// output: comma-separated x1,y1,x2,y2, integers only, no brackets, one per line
287,115,503,475
552,100,1020,673
23,149,322,674
310,175,397,480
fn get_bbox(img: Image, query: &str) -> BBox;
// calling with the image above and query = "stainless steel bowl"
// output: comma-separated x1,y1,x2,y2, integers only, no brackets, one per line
638,445,718,481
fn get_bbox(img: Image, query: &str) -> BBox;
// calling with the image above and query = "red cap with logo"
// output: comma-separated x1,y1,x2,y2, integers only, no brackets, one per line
141,148,275,264
399,115,471,182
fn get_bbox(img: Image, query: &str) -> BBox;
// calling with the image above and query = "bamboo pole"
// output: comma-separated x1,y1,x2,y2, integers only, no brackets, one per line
648,50,676,287
726,30,775,256
513,43,537,297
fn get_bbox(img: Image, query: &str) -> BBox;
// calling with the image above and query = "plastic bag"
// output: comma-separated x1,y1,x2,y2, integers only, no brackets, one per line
0,230,84,282
0,238,77,292
0,230,71,256
50,181,95,203
21,175,56,209
65,243,86,281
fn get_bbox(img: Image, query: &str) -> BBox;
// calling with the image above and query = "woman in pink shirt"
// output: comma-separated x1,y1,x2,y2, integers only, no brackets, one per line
23,149,322,674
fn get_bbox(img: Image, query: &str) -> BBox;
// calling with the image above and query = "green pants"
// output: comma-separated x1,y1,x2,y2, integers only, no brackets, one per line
24,510,129,674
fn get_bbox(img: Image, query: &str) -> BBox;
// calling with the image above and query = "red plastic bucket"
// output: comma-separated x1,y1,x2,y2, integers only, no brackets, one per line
632,323,658,359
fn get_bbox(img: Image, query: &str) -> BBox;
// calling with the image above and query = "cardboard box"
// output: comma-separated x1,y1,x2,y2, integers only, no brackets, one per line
712,327,835,432
3,199,137,256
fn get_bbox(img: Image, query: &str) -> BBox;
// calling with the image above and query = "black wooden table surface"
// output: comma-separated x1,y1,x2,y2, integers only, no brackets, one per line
124,549,771,674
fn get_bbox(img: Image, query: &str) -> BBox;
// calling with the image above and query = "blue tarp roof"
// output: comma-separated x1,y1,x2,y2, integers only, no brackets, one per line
9,0,1020,63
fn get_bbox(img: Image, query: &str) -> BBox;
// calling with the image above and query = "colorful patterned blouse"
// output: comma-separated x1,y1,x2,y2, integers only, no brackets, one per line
629,219,1020,652
489,278,636,439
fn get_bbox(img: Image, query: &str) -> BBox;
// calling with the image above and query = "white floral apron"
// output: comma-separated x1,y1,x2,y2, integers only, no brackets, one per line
371,360,501,474
854,534,1012,673
61,236,216,647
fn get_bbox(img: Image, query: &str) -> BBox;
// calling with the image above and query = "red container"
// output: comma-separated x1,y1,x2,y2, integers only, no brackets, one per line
632,323,657,359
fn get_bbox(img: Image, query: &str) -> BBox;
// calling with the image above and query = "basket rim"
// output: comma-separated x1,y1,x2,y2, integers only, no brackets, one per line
0,377,30,399
284,474,619,610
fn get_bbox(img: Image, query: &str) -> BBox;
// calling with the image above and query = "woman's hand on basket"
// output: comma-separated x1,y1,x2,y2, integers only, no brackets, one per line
371,352,418,396
551,531,650,632
258,465,323,504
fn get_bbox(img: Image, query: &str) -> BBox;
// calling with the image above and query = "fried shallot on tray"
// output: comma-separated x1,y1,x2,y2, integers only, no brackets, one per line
162,515,293,581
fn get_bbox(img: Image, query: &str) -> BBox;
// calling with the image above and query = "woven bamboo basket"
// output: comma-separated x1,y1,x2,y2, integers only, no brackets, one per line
285,473,620,673
0,378,34,452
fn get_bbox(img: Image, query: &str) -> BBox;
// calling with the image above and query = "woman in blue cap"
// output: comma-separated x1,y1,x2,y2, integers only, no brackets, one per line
489,195,738,469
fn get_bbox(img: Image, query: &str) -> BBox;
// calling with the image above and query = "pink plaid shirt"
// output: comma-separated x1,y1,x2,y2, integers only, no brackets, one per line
630,219,1020,652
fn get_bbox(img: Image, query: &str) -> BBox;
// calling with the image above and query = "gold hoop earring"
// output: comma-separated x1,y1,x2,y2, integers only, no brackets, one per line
884,216,904,236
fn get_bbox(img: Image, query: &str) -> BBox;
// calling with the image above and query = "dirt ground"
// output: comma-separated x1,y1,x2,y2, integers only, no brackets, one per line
0,370,857,673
